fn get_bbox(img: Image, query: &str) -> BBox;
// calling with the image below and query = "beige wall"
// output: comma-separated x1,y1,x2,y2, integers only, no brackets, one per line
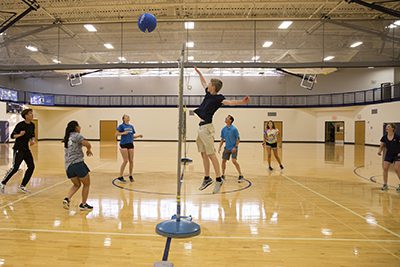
24,101,398,145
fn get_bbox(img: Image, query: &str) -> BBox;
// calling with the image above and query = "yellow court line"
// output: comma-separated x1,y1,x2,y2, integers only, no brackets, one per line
0,227,399,243
282,174,400,239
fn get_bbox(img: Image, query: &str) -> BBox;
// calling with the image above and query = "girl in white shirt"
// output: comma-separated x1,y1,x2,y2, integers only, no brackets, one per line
264,120,284,171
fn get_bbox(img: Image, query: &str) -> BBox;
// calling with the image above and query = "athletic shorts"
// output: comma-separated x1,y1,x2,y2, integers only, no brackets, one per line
196,123,215,155
222,148,238,160
66,161,90,178
266,142,278,149
120,143,134,149
384,154,400,163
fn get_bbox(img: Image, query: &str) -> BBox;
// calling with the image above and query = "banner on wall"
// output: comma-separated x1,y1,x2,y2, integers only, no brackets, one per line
30,94,54,106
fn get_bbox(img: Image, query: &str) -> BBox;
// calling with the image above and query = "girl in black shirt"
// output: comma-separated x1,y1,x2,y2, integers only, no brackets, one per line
378,123,400,192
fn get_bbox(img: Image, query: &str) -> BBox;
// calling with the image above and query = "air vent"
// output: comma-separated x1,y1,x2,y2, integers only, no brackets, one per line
267,112,277,116
371,109,378,114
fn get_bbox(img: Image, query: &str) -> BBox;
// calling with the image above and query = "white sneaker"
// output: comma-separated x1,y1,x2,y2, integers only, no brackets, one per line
18,186,30,194
212,179,224,194
0,183,5,194
396,185,400,193
381,184,389,191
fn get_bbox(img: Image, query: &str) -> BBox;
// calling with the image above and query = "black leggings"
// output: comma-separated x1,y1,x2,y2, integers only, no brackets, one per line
2,149,35,186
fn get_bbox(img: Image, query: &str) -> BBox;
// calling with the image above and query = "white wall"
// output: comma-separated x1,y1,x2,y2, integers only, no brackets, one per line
6,67,395,96
356,101,400,145
0,102,25,140
29,101,400,145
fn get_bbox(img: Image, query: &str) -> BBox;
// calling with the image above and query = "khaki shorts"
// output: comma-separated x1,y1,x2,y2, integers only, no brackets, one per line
196,123,216,155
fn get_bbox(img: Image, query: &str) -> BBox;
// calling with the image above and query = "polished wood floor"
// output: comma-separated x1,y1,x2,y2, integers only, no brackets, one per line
0,141,399,266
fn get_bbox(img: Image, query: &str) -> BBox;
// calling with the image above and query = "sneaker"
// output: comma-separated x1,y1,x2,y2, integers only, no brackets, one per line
212,179,224,194
199,177,213,191
0,183,5,194
280,164,284,170
18,185,30,193
396,185,400,193
381,184,389,191
238,175,245,183
117,177,127,183
79,203,93,211
221,175,225,181
63,198,70,210
268,166,273,171
129,176,134,182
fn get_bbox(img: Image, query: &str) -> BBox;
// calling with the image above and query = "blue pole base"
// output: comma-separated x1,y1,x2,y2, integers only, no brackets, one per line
156,219,201,238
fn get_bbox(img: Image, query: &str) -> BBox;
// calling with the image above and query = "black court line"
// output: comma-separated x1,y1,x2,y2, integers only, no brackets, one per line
353,165,397,189
112,177,252,196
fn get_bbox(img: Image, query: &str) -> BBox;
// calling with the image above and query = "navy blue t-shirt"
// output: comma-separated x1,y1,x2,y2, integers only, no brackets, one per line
380,134,400,156
194,88,225,124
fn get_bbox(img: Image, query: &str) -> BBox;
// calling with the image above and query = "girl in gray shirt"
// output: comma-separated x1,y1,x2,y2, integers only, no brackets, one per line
62,121,93,211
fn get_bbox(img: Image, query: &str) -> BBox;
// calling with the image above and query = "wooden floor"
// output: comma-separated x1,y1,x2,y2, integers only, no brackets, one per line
0,141,399,266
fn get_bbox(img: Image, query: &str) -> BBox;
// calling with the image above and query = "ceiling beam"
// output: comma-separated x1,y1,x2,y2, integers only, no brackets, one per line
1,61,399,72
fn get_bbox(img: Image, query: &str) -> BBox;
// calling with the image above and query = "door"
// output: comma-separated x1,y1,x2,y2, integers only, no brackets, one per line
100,120,117,142
334,122,344,143
325,121,344,143
355,121,365,145
32,119,38,142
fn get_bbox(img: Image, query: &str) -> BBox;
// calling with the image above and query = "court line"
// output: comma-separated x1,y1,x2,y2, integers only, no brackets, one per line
0,162,109,210
0,179,68,209
281,174,400,239
0,227,399,243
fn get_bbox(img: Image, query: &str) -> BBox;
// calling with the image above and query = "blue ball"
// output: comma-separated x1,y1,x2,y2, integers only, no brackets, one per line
137,13,157,33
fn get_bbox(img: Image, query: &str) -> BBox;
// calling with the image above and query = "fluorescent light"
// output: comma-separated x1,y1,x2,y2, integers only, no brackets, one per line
118,57,126,61
350,41,363,48
104,43,114,49
252,56,260,61
0,32,4,36
52,59,61,64
25,45,38,52
394,20,400,26
184,22,195,30
388,24,397,29
368,66,374,69
278,21,293,29
188,56,194,61
324,56,334,61
84,24,97,32
262,41,273,48
186,41,194,48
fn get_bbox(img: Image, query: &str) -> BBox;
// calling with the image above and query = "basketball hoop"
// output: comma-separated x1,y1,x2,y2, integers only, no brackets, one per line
300,73,317,90
67,73,82,87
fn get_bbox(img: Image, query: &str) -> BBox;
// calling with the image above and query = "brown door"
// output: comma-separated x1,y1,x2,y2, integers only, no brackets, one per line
100,120,117,142
32,119,38,142
264,121,283,147
334,122,344,143
354,121,365,145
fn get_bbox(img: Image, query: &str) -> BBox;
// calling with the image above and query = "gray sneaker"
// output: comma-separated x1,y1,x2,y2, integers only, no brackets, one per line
199,178,213,191
381,184,389,191
19,185,30,193
238,175,245,183
212,179,224,194
0,183,5,194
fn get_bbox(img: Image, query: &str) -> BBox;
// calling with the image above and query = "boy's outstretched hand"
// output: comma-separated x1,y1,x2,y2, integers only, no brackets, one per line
243,96,250,104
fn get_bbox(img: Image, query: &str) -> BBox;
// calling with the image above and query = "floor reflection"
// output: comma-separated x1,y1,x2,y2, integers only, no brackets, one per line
324,143,344,164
